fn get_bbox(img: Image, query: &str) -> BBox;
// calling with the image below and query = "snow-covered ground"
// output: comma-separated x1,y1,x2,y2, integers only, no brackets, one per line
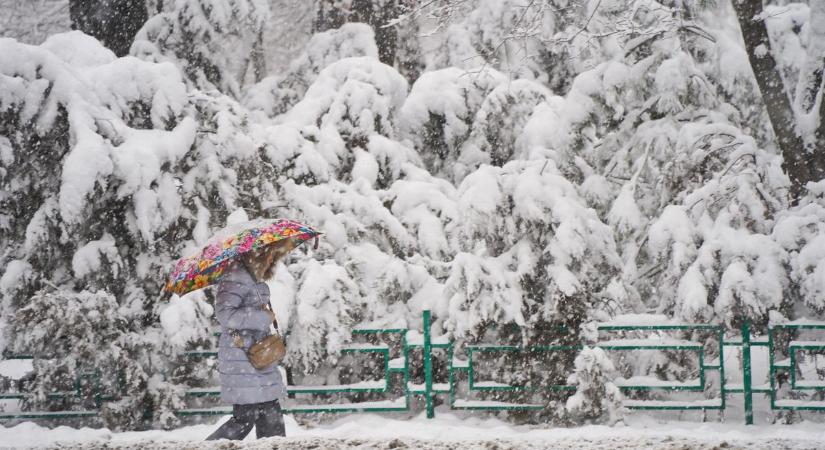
2,413,824,449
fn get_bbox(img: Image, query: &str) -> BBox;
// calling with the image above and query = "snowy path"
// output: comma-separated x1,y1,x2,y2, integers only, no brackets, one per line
33,436,824,449
2,413,825,449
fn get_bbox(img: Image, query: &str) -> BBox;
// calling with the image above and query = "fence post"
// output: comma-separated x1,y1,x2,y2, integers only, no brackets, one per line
94,368,103,410
741,318,754,425
423,309,434,419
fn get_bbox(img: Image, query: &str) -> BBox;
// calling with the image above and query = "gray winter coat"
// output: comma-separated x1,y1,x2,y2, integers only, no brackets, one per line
215,263,287,405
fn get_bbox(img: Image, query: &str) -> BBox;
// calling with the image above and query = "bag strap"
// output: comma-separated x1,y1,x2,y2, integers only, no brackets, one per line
262,302,279,330
251,283,279,330
228,283,278,345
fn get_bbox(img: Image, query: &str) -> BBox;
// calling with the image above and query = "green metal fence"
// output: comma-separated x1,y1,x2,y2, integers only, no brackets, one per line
2,311,825,424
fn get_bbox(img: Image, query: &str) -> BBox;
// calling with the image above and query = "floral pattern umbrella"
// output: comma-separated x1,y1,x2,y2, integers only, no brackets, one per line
165,219,320,296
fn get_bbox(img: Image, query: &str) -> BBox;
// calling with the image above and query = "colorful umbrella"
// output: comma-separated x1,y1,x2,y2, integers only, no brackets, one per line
165,218,321,296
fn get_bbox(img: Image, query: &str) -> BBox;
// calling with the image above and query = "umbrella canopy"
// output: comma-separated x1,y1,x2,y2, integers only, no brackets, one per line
165,218,320,296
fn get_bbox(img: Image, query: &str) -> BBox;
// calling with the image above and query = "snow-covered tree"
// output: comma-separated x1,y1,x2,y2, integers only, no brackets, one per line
456,78,552,177
566,346,623,425
398,66,506,181
132,0,271,97
314,0,424,82
275,56,410,183
245,23,379,118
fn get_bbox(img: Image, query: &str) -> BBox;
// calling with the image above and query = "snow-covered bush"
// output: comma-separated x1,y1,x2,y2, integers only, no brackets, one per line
0,33,271,428
774,181,825,315
6,288,183,430
286,260,359,374
440,159,627,412
442,159,624,340
635,126,790,328
271,170,450,374
566,346,623,425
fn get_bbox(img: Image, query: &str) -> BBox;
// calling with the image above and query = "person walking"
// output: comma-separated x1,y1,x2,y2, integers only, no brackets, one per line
205,239,294,440
165,219,319,439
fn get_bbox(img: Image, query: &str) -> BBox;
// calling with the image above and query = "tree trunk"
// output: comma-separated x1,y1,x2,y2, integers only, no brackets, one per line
252,31,267,83
351,0,398,66
817,90,825,156
809,0,825,159
69,0,149,57
314,0,347,32
395,3,425,84
732,0,825,201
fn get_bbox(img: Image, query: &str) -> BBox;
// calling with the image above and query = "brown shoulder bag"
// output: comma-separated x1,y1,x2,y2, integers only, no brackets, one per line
247,324,286,370
231,289,286,370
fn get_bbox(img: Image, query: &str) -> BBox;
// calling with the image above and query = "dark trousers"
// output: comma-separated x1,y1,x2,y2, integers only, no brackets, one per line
205,399,286,440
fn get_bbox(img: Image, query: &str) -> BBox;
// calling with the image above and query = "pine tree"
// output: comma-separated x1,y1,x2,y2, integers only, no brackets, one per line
315,0,424,83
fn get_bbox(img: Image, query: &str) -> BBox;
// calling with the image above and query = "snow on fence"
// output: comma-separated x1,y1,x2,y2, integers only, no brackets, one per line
3,312,825,424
